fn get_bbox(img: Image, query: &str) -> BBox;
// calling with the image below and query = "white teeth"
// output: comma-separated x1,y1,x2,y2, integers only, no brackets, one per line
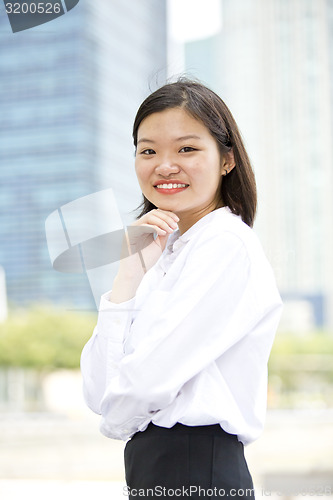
155,183,187,189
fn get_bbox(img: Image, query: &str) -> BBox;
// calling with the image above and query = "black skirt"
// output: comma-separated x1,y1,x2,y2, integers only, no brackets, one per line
124,423,255,499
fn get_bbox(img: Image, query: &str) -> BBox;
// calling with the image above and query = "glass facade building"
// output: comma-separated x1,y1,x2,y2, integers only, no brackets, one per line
0,0,167,310
184,0,333,328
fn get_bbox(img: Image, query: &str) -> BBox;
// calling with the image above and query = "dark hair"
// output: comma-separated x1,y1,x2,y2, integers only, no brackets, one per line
133,78,257,227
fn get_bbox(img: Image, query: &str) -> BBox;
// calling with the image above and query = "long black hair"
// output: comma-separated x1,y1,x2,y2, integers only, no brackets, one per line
133,78,257,227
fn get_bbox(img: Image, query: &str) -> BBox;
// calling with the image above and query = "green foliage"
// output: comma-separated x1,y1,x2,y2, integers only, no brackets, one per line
270,330,333,356
268,330,333,408
0,306,97,370
1,305,333,385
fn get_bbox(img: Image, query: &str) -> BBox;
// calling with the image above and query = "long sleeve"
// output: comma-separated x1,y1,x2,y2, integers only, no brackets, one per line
80,294,136,414
85,228,282,441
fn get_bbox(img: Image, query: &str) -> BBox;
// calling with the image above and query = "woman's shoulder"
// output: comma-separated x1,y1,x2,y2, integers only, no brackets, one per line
189,207,274,272
196,209,280,295
194,207,259,249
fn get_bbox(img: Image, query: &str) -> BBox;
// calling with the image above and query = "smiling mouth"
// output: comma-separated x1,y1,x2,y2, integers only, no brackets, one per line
154,183,189,190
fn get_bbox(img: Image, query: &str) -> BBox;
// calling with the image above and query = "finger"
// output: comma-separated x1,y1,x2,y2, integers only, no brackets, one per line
144,212,179,231
128,224,167,239
143,214,177,233
153,209,180,223
134,214,174,233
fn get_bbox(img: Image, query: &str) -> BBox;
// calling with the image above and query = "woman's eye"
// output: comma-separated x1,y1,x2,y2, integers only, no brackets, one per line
179,147,196,153
141,149,155,155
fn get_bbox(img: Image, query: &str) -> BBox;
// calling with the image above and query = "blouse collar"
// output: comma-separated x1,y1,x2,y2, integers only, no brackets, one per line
166,206,232,254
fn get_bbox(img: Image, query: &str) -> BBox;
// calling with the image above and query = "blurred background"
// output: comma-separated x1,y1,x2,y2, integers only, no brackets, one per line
0,0,332,498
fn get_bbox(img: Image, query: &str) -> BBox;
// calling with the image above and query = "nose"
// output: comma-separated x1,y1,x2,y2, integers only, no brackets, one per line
155,156,180,177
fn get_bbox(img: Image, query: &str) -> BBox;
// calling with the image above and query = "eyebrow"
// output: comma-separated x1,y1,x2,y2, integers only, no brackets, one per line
137,134,202,145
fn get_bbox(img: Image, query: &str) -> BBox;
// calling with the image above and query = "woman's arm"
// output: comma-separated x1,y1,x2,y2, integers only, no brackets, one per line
80,295,136,413
81,208,179,412
85,230,282,440
110,209,179,303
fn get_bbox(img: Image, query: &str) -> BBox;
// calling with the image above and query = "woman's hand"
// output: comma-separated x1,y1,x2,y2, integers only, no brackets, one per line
110,209,179,303
129,209,179,265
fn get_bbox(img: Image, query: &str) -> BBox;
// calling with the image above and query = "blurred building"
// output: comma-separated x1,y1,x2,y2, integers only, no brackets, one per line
0,0,167,309
183,0,333,328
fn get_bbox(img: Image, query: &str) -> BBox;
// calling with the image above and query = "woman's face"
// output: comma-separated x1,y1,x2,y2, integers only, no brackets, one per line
135,107,233,233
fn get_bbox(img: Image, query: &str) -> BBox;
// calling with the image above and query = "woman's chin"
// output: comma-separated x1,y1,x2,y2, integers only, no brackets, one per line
154,201,181,212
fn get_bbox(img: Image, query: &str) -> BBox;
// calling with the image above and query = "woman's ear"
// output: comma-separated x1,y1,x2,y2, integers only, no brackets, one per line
221,150,236,176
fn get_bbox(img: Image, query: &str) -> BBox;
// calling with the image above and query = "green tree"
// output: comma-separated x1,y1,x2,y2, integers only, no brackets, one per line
0,306,96,370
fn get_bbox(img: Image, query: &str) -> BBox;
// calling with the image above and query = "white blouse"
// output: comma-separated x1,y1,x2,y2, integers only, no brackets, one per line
80,207,283,445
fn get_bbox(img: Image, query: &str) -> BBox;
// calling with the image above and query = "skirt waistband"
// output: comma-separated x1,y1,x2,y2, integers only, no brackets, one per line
132,422,239,441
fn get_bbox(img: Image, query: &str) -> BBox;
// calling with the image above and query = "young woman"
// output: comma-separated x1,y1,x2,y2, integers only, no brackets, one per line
81,79,283,499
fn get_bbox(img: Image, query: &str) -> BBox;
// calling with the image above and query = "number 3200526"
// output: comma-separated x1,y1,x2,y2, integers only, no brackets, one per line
5,2,62,14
